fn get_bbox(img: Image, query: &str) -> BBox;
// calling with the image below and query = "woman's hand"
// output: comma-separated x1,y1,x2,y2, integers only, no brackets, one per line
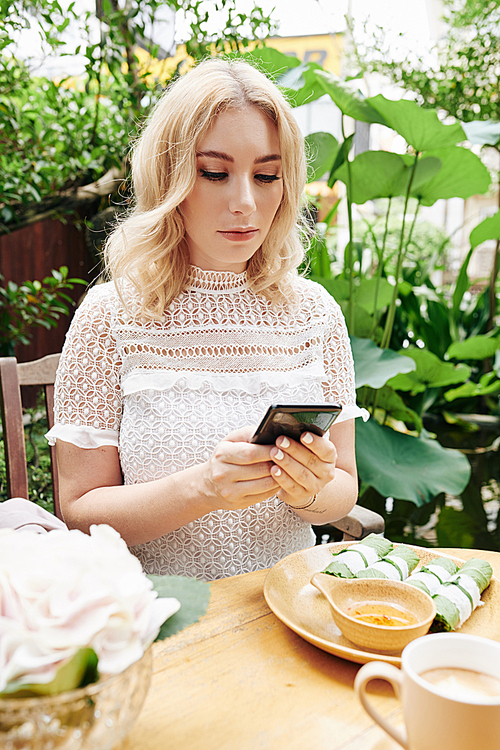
203,426,279,510
269,431,337,508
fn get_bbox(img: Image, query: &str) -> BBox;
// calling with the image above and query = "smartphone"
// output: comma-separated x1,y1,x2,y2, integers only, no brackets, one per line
250,404,342,445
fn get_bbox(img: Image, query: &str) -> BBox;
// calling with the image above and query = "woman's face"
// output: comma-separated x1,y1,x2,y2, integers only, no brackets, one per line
181,106,283,273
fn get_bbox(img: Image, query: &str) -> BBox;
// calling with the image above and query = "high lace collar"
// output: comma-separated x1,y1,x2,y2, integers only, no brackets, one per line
187,265,248,293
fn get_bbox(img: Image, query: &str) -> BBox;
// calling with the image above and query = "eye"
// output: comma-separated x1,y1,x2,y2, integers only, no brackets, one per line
200,169,227,182
255,174,281,184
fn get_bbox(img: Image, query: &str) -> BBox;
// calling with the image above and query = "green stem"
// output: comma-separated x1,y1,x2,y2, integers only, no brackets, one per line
342,117,355,333
380,152,421,349
370,197,392,339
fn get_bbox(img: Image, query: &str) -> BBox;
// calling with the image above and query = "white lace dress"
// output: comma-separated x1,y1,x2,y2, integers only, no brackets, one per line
47,266,366,580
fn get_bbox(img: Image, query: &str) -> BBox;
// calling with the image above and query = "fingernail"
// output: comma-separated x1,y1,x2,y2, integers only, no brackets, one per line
302,433,313,444
275,449,284,460
273,467,282,477
279,436,290,448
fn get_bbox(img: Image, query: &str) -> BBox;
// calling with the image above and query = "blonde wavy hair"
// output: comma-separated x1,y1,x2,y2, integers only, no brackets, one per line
104,57,308,317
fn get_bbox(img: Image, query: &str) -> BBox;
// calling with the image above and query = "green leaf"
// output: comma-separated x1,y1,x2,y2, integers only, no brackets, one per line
147,575,211,640
470,210,500,249
444,373,500,402
462,120,500,147
356,419,471,505
435,507,475,549
241,46,299,81
350,336,416,389
314,71,387,124
353,277,394,314
0,648,98,698
278,61,326,107
452,245,474,314
327,133,354,188
334,152,442,204
305,132,339,182
366,95,465,151
311,276,350,301
358,385,423,431
414,147,491,206
447,335,500,361
388,348,471,394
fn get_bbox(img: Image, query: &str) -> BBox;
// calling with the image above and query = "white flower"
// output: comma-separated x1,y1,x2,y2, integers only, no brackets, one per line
0,525,180,692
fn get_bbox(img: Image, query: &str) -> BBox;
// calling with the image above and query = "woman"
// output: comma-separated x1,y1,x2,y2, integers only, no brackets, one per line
46,58,367,580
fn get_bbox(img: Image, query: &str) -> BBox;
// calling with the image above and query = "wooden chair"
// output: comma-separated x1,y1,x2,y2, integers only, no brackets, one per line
0,353,61,518
0,353,385,539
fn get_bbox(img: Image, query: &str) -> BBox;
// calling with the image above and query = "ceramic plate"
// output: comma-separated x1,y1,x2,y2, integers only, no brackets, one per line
263,542,500,666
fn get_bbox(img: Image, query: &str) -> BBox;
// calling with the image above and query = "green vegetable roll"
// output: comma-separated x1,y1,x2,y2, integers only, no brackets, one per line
406,557,459,595
322,534,393,578
430,558,493,632
356,545,420,581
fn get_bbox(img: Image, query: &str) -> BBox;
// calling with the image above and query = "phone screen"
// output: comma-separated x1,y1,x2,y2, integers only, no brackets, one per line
250,404,342,445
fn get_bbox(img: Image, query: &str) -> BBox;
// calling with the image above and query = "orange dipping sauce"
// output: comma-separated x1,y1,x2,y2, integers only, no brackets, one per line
345,602,419,627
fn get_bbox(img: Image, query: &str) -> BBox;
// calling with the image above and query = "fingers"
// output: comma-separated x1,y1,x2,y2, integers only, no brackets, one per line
269,432,336,497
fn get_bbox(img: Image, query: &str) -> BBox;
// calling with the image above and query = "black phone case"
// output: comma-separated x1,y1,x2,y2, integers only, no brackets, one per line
250,404,342,445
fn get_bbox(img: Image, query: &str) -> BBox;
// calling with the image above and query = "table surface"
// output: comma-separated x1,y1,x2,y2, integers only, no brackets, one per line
121,547,500,750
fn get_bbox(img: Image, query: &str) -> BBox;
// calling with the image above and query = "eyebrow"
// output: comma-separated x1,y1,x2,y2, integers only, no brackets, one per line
196,150,281,164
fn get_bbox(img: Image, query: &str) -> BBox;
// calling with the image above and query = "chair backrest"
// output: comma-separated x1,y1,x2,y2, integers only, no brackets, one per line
0,353,61,519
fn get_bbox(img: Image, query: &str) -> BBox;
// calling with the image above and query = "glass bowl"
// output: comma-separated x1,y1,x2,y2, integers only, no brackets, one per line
0,646,152,750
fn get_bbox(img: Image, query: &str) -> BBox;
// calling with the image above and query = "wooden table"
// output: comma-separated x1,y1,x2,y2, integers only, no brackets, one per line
121,548,500,750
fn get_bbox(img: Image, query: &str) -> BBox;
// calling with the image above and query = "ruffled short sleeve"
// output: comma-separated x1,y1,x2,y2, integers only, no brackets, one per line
46,283,122,449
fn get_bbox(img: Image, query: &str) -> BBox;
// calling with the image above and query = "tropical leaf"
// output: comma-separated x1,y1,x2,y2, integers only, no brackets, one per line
357,385,423,431
314,70,387,124
305,132,339,182
447,335,500,361
470,210,500,249
350,336,416,389
334,152,441,204
356,419,471,506
387,348,471,394
413,147,490,206
444,371,500,402
148,575,211,640
353,277,394,314
367,95,465,151
462,120,500,147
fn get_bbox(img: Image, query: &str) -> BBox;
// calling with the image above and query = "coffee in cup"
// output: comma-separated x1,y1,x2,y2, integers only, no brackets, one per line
354,633,500,750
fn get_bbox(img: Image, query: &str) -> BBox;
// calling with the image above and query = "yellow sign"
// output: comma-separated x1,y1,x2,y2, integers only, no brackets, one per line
267,34,342,74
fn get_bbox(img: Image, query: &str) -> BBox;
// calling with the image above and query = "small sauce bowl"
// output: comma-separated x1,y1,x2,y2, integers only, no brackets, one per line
311,573,436,653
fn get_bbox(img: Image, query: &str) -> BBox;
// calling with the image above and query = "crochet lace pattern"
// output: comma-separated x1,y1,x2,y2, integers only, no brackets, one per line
47,266,365,580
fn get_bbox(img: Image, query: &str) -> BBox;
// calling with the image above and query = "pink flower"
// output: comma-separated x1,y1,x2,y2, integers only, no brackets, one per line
0,525,179,692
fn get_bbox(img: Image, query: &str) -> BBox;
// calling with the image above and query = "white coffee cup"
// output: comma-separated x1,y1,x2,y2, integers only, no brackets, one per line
354,633,500,750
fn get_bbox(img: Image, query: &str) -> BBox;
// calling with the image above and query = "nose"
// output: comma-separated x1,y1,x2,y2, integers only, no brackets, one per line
228,175,256,216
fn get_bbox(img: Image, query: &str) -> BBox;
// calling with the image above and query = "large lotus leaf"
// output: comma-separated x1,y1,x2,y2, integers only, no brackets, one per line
447,335,500,361
470,210,500,249
310,275,350,301
314,70,387,124
148,575,211,640
366,95,465,151
357,385,423,431
391,155,442,197
350,336,416,389
340,302,376,337
334,152,441,203
462,120,500,147
354,277,394,314
306,132,340,182
386,348,471,395
412,147,491,206
279,60,326,107
356,419,471,505
241,46,300,79
444,372,500,402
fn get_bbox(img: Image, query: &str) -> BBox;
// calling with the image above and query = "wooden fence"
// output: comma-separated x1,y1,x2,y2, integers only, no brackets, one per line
0,218,93,363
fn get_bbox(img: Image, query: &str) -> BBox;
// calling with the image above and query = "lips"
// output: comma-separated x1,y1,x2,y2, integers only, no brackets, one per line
218,228,259,242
